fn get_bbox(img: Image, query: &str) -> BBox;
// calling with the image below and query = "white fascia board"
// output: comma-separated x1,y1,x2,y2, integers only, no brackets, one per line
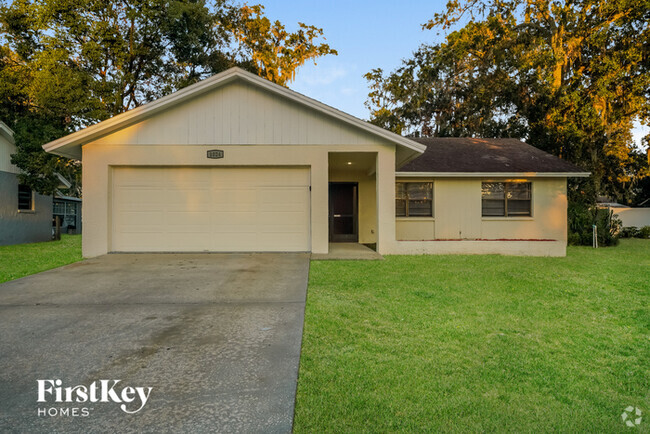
0,121,15,143
396,171,592,178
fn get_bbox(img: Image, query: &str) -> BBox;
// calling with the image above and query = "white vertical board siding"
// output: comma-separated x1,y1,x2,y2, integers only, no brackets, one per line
111,166,310,252
90,80,386,146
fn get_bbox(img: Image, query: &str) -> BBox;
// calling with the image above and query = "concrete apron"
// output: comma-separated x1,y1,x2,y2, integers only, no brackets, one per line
0,253,310,433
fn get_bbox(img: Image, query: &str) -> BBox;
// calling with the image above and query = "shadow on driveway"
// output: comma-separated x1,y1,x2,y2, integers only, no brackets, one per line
0,253,309,433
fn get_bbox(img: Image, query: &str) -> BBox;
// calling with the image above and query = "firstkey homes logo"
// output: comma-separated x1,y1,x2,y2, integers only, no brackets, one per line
37,379,152,417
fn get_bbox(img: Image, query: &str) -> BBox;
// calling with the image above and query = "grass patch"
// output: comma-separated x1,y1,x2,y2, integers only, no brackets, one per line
0,235,82,283
295,240,650,432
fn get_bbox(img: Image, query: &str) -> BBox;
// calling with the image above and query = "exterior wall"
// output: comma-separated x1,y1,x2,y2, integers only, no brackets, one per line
81,78,398,257
0,170,53,246
611,207,650,228
329,168,377,244
390,177,568,256
388,240,566,256
82,143,395,257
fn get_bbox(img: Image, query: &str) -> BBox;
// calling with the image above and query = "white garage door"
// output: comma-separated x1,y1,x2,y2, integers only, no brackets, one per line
111,167,310,252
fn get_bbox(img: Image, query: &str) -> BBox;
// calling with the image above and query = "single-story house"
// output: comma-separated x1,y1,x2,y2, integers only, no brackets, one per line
53,193,82,234
0,121,53,246
43,67,588,258
52,172,82,234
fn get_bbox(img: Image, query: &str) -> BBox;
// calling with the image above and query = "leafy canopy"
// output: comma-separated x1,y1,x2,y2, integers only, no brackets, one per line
365,0,649,203
0,0,337,195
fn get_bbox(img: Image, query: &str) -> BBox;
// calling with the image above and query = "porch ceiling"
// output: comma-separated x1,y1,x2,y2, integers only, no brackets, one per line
328,152,377,173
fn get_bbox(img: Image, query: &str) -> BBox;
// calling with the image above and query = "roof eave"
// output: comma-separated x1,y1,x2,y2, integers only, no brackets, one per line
396,171,592,178
0,121,15,144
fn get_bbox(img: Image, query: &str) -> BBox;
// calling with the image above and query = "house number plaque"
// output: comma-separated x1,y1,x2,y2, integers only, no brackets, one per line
207,149,224,159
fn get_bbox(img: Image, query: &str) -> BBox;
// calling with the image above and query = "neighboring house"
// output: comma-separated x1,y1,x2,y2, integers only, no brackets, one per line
610,207,650,229
42,67,588,258
0,121,53,246
597,197,650,228
53,173,82,234
53,194,82,234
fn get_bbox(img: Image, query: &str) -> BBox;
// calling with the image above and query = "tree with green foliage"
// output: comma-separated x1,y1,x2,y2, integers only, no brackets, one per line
0,0,336,196
365,0,649,206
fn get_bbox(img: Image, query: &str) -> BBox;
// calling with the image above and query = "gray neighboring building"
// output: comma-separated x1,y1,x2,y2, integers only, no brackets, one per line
53,193,82,234
0,121,53,246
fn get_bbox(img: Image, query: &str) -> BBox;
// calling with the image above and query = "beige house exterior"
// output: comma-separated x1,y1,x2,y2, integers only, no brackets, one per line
43,67,588,258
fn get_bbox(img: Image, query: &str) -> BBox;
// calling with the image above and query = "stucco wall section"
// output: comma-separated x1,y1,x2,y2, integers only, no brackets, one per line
388,240,566,256
391,177,567,256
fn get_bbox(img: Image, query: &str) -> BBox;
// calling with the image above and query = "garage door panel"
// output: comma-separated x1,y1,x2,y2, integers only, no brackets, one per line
112,167,310,252
117,211,165,225
116,188,167,208
167,189,211,203
211,212,258,226
165,212,210,226
163,234,210,252
211,233,258,251
258,234,307,250
212,190,258,210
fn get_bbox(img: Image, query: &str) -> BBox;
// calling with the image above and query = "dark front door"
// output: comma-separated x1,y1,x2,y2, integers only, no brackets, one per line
329,182,358,242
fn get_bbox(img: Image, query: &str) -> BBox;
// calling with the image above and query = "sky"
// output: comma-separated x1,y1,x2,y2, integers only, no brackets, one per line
261,0,446,120
260,0,648,148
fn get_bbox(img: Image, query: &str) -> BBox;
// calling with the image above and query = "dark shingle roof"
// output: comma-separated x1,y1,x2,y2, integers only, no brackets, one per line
399,137,584,173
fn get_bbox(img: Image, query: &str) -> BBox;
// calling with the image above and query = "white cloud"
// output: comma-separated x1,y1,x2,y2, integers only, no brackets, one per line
293,64,348,86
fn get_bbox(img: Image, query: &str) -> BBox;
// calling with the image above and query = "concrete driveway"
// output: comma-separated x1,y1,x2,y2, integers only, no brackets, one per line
0,253,309,433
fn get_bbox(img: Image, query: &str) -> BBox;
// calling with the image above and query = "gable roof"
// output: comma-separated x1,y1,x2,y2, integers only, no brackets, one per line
42,67,426,161
397,137,590,177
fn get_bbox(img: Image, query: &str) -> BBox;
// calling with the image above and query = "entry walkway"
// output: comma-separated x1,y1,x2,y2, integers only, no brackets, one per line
311,243,384,260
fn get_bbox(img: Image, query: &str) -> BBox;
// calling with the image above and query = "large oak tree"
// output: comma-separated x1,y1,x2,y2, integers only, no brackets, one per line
365,0,649,204
0,0,336,195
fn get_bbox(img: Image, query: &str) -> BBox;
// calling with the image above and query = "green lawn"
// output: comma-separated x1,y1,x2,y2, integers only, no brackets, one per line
295,240,650,432
0,235,82,284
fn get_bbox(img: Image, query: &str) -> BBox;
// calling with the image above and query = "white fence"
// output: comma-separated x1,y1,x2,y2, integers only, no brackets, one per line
610,207,650,228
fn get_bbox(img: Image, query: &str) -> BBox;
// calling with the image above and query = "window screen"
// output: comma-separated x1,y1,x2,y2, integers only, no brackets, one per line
482,182,531,217
395,182,433,217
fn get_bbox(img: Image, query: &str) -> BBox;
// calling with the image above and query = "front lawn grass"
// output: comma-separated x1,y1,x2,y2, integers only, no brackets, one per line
294,240,650,432
0,235,82,284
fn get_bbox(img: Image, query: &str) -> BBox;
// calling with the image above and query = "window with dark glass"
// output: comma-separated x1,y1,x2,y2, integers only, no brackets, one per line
482,182,531,217
18,184,33,210
396,182,433,217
